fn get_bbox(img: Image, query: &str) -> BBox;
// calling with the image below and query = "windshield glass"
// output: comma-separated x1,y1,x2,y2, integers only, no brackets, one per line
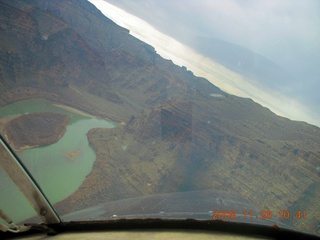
0,0,319,237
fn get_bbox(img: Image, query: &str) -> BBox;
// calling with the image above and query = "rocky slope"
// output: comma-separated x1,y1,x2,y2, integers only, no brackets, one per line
56,95,320,234
0,0,218,122
0,0,319,236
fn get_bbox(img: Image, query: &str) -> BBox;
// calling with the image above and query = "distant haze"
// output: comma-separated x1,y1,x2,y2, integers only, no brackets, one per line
90,0,320,127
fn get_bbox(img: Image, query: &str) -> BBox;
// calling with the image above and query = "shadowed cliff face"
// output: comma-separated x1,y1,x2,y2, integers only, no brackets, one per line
1,0,320,236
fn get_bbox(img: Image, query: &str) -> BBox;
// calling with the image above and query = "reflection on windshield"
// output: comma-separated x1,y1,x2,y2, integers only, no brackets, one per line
0,0,319,237
0,168,40,224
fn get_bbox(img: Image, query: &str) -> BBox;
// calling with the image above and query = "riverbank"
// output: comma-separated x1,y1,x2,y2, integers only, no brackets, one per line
52,104,95,118
1,98,117,223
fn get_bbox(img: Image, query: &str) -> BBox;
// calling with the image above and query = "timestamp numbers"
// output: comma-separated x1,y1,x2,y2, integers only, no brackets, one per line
212,210,237,220
212,210,307,220
278,210,307,219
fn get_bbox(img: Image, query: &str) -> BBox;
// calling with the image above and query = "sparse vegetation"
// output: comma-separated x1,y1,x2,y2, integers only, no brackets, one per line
3,112,70,150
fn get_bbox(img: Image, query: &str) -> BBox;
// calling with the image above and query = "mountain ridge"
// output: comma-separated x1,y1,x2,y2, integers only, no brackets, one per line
183,36,296,90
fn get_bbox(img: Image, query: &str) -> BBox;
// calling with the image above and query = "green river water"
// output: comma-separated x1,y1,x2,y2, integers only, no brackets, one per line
0,99,117,222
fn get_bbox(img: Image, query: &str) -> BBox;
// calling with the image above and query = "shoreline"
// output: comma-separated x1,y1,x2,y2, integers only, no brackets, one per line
52,104,95,118
2,132,37,152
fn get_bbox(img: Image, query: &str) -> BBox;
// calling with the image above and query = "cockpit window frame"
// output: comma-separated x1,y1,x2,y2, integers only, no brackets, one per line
0,135,60,224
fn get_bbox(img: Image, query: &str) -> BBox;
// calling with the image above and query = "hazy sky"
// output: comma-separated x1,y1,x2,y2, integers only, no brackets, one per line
90,0,320,126
104,0,320,79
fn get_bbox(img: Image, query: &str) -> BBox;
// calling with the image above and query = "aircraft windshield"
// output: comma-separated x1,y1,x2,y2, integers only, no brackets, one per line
0,0,319,237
